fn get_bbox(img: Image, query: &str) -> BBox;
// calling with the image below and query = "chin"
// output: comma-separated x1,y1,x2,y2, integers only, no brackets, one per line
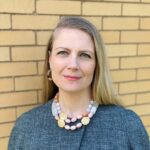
60,87,84,93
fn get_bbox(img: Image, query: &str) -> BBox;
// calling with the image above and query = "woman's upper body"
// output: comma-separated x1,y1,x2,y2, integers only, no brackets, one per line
8,99,149,150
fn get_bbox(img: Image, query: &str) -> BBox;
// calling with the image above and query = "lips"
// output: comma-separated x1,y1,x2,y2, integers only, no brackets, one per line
64,75,81,81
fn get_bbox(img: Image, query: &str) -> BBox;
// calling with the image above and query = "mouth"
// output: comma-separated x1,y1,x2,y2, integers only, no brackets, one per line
64,75,81,81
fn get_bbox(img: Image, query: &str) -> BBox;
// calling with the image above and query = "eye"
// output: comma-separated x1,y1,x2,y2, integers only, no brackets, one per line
57,51,68,56
80,53,91,59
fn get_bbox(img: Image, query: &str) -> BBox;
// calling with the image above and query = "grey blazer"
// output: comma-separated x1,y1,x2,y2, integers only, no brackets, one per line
8,100,150,150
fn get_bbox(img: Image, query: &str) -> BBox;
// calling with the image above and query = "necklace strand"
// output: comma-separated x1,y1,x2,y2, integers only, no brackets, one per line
52,94,99,130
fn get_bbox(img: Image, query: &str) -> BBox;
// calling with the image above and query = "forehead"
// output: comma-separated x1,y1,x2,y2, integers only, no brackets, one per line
53,28,94,49
54,27,92,40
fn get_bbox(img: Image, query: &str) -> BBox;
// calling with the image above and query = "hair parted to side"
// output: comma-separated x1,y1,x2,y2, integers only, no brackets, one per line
43,16,121,106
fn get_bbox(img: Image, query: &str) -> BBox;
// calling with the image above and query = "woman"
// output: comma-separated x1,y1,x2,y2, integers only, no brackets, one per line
8,17,149,150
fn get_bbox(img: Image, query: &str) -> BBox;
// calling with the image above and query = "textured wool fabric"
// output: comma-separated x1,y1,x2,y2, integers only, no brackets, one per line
8,100,149,150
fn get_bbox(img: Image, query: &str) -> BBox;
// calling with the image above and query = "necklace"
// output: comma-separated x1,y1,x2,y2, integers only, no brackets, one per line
52,94,99,131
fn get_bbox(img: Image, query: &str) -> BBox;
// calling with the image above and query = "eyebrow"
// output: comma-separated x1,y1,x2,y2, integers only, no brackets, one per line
54,47,95,55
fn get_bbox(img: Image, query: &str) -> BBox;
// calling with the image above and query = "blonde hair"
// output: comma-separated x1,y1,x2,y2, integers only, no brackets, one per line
43,16,121,105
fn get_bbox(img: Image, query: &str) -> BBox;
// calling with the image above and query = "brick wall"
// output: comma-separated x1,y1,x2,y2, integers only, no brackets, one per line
0,0,150,149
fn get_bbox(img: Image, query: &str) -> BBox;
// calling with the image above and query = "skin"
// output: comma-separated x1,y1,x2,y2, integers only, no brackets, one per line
49,28,96,117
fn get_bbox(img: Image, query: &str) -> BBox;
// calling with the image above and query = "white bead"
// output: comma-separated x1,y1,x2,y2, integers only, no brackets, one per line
70,125,76,130
77,115,82,119
58,110,61,114
86,107,90,112
55,115,59,120
65,118,71,123
56,102,60,106
71,117,77,122
88,104,92,109
52,102,58,116
76,123,82,128
56,106,61,110
90,106,97,114
88,112,93,118
65,125,70,130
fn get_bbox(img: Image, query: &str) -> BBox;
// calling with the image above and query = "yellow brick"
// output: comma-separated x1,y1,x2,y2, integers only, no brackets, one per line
15,76,43,91
37,31,52,45
38,90,45,103
121,31,150,43
103,17,139,30
101,31,120,44
12,46,46,61
137,93,150,104
105,0,139,1
83,2,121,16
141,116,150,126
37,1,81,15
17,104,38,117
120,94,136,106
0,91,37,107
128,104,150,116
111,70,136,82
0,0,34,13
0,31,35,45
106,44,137,57
138,44,150,55
123,3,150,16
121,56,150,69
142,0,150,2
137,68,150,80
0,137,9,150
0,14,11,29
0,108,16,123
108,58,119,70
0,62,36,77
0,47,10,61
141,18,150,29
119,81,150,94
12,15,59,29
38,61,45,75
83,17,102,29
0,78,13,92
0,123,14,137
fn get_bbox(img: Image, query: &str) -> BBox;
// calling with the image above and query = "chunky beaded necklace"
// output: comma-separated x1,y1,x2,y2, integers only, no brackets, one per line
52,94,99,131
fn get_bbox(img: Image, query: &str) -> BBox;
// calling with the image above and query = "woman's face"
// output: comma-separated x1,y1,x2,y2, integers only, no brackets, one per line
49,28,96,94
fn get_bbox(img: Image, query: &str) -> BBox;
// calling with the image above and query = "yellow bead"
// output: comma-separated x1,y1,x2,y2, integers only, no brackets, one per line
81,117,90,125
59,112,67,120
58,119,65,128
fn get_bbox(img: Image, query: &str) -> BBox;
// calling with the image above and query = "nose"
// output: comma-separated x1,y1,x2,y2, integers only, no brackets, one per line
67,56,79,70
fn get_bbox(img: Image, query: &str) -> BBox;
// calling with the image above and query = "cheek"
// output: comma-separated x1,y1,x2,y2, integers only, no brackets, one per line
49,56,58,69
50,62,60,73
50,58,65,74
84,63,95,77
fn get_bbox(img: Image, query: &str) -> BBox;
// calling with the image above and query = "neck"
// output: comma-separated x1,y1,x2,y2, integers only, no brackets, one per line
58,90,91,118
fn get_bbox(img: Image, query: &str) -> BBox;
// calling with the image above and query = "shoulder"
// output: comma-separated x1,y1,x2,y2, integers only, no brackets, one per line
100,105,145,128
95,104,146,130
14,100,53,131
8,100,53,149
95,104,149,148
97,104,140,120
